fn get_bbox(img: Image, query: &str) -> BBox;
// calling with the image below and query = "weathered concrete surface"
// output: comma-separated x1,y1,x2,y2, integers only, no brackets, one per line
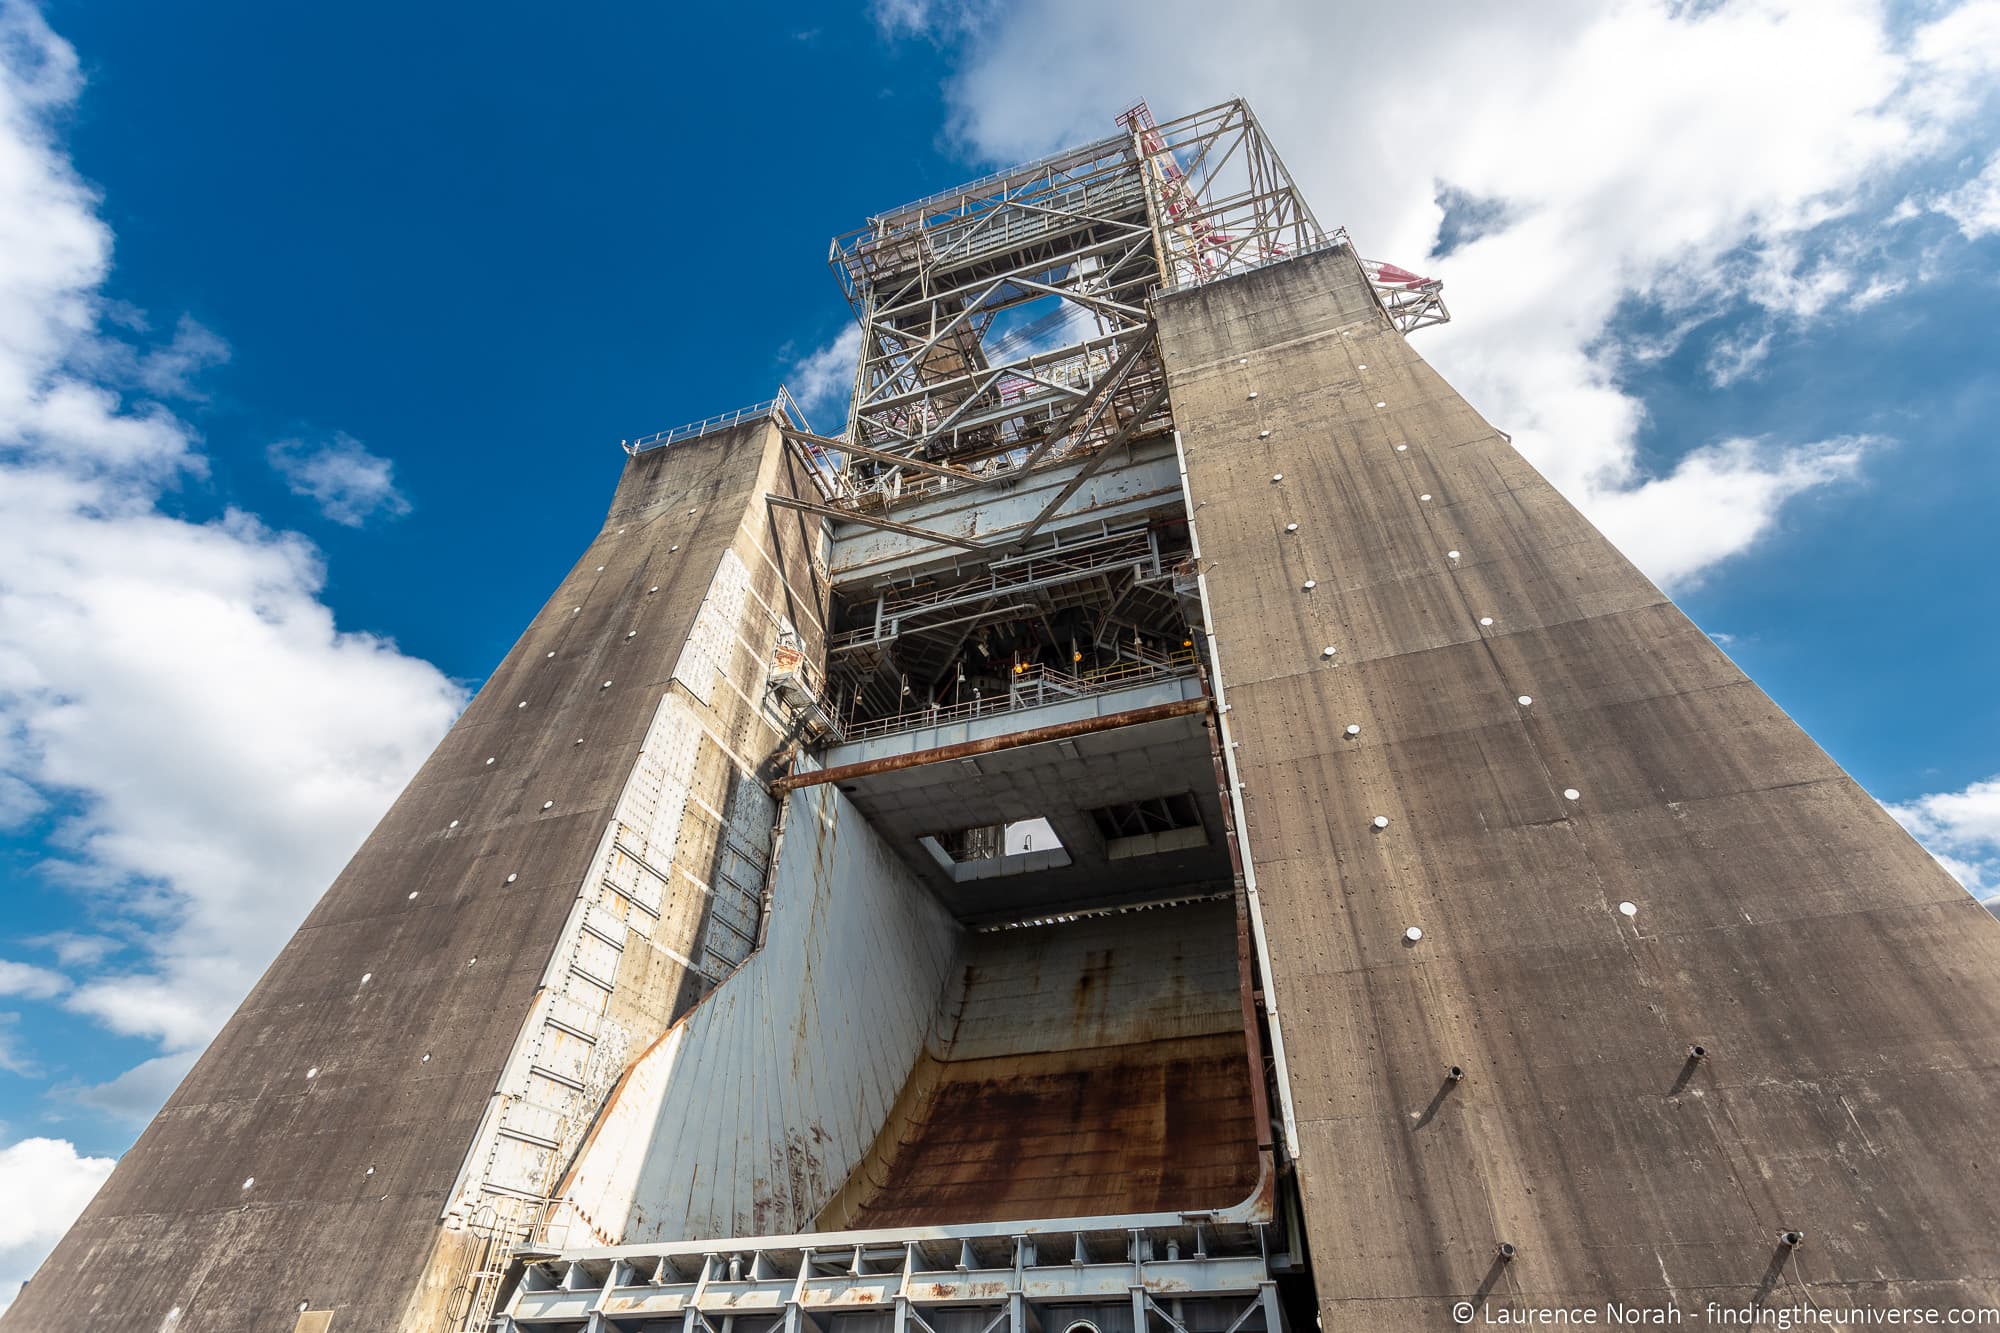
1157,246,2000,1328
819,899,1261,1228
1,420,825,1332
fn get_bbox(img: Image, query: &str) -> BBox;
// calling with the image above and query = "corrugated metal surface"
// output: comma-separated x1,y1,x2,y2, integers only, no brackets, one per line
554,780,963,1244
820,899,1260,1228
1158,245,2000,1327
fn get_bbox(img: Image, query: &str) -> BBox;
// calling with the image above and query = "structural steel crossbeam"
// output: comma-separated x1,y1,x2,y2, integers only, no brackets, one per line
772,697,1209,792
762,494,986,552
502,1215,1276,1333
1007,381,1174,550
779,428,980,484
827,98,1327,506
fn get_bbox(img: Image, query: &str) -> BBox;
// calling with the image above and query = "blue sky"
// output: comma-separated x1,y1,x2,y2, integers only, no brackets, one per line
2,0,1998,1302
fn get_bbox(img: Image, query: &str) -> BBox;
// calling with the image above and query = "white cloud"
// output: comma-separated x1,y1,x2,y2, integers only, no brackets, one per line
1588,435,1878,588
1929,150,2000,238
267,432,413,527
135,314,229,399
21,933,117,969
788,323,862,429
885,0,2000,587
70,1049,196,1125
0,960,69,1001
0,1015,40,1075
1887,775,2000,901
0,0,462,1115
0,1137,113,1314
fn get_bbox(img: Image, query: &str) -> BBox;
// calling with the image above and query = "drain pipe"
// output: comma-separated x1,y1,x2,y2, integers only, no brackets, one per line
1174,428,1304,1160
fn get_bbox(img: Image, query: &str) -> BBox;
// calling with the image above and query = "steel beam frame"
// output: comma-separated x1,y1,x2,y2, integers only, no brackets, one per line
825,99,1325,503
500,1214,1282,1333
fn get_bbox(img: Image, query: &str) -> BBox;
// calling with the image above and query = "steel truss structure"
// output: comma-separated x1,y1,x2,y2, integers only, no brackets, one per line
499,1215,1286,1333
825,523,1195,728
825,100,1325,502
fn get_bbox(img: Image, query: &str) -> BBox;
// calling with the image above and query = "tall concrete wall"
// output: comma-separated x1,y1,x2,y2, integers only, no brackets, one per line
1156,246,2000,1327
1,419,825,1332
553,781,962,1245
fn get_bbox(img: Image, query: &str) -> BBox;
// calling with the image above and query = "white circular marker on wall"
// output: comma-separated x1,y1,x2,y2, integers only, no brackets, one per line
1303,580,1317,590
448,820,458,828
649,586,659,593
306,1067,318,1079
1359,364,1368,370
1272,472,1284,482
407,891,419,900
1395,444,1408,452
360,973,371,984
1285,522,1299,532
1345,724,1361,737
1518,695,1534,706
1618,901,1638,917
1564,788,1581,800
241,1178,254,1191
626,631,637,639
1247,391,1259,399
1404,926,1424,942
505,873,517,884
1375,401,1387,408
484,757,494,765
1372,816,1390,829
596,565,604,572
1420,493,1432,501
1479,617,1494,626
1322,645,1338,657
541,801,554,810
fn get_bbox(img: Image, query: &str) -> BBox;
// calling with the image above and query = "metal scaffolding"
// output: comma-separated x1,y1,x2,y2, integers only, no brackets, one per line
824,99,1323,498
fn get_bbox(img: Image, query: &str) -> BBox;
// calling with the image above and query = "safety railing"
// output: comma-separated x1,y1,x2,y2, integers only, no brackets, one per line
838,651,1199,744
622,386,809,456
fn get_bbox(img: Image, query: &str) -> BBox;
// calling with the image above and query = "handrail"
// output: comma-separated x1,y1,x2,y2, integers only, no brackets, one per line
623,386,810,456
839,653,1198,744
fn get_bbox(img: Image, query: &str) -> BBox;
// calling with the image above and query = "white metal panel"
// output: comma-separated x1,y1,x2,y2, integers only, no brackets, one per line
556,783,964,1243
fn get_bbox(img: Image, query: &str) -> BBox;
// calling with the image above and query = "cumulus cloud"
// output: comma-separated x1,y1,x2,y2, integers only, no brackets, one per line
0,1137,113,1313
69,1049,197,1126
135,314,229,399
266,432,413,527
1929,150,2000,239
0,961,69,1001
881,0,2000,588
787,323,862,428
1887,775,2000,902
0,0,463,1131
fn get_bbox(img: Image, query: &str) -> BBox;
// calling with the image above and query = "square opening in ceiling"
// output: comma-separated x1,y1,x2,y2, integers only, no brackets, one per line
920,818,1072,880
